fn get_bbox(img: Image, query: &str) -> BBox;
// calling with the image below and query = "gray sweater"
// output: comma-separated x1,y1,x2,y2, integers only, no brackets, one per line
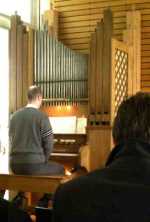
9,107,53,164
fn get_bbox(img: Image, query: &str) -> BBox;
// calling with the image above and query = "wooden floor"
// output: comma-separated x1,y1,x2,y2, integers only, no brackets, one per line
0,174,63,193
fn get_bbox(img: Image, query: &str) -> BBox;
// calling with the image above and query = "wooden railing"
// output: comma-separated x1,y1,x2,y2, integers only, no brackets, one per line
0,174,63,193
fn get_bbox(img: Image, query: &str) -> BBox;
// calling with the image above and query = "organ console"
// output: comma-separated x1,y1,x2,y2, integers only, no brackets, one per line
50,133,87,172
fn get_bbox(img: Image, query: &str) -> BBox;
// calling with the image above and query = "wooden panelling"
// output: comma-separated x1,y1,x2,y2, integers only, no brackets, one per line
54,0,150,91
87,126,112,170
0,174,63,193
60,32,91,40
141,75,150,80
62,38,90,45
9,15,34,113
141,87,150,92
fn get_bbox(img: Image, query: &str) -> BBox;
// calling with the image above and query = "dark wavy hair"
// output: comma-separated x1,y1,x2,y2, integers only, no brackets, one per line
112,92,150,144
27,85,42,102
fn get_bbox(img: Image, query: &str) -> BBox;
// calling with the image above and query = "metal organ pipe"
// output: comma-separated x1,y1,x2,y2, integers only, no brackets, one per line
33,31,88,106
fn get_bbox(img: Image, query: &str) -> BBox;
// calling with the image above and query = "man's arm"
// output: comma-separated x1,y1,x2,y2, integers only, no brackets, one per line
41,116,54,162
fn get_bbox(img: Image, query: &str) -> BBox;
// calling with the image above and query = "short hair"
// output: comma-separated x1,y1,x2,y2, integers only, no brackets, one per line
112,92,150,144
27,85,42,102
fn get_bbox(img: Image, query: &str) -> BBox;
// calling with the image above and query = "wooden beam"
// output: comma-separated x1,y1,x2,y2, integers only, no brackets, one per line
9,15,19,113
16,24,23,110
28,28,34,87
123,10,141,95
22,32,28,106
103,9,113,117
0,174,63,193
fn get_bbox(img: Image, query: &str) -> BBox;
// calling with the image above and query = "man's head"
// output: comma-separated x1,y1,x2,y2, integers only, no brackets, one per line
112,92,150,145
27,85,42,108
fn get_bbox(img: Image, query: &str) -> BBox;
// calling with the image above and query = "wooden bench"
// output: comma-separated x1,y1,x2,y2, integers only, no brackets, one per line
0,174,63,193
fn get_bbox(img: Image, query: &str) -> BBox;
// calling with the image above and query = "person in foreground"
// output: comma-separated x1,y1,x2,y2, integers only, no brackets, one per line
53,92,150,222
9,85,64,175
0,197,32,222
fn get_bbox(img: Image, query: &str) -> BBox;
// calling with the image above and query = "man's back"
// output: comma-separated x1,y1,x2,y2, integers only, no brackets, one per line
9,85,64,176
9,107,52,164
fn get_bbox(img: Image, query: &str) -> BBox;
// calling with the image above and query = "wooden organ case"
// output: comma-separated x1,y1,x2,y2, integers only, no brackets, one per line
87,9,141,170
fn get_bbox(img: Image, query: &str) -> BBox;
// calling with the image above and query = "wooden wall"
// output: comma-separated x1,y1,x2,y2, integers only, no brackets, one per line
53,0,150,92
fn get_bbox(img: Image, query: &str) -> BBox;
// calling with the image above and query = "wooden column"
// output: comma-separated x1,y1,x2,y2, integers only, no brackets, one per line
123,10,141,95
16,24,24,109
87,126,112,170
42,9,59,38
22,33,28,106
87,9,113,171
9,15,34,113
103,9,112,118
28,28,34,88
9,15,21,113
88,9,112,126
95,21,103,124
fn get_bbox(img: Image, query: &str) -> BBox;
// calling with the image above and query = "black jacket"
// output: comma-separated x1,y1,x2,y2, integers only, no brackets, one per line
0,198,32,222
53,140,150,222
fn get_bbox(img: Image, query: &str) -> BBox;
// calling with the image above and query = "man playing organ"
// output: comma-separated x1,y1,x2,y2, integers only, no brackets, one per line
9,85,64,176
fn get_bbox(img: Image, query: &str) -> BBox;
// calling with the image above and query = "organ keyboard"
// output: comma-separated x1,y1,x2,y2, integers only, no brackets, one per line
49,134,87,171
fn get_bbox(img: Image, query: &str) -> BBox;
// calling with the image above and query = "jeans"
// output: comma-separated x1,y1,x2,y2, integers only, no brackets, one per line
10,162,65,176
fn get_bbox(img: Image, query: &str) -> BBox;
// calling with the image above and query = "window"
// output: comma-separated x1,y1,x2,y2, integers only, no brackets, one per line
0,0,31,23
40,0,50,15
0,27,9,176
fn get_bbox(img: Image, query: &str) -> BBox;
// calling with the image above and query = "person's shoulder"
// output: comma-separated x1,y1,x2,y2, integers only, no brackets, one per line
38,110,49,120
53,168,110,219
8,205,32,222
0,198,31,222
10,108,26,119
23,108,48,119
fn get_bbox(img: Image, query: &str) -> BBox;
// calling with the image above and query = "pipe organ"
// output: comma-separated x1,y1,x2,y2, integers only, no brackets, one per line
9,14,88,172
9,8,141,172
33,31,88,106
9,14,88,113
89,9,112,126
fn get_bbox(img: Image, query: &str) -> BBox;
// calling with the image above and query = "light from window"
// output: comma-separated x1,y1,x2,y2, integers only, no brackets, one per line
0,28,9,177
40,0,50,16
0,0,31,23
